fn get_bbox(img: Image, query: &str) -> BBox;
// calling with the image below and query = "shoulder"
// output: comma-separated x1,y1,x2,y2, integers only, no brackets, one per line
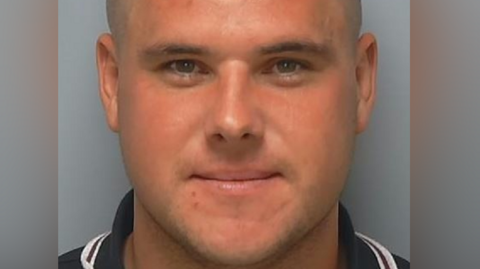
59,232,112,269
356,232,410,269
58,247,84,269
393,254,410,269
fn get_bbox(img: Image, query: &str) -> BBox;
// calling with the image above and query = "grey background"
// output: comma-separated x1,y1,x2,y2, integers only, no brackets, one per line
0,0,57,268
58,0,410,259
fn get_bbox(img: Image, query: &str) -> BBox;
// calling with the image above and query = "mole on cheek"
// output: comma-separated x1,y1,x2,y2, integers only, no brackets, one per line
194,202,199,209
191,191,196,197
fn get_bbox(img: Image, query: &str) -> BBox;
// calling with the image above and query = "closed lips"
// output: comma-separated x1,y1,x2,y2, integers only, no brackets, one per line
191,171,281,181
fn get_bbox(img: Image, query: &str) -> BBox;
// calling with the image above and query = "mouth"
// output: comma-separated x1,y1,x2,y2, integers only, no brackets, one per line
191,170,280,181
189,171,282,195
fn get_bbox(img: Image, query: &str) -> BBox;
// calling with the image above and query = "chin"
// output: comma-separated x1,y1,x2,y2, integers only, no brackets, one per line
192,241,278,267
180,222,298,267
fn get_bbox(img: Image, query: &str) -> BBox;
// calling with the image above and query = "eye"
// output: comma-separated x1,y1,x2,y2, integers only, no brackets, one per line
273,60,303,74
158,59,211,87
260,59,313,87
169,60,199,74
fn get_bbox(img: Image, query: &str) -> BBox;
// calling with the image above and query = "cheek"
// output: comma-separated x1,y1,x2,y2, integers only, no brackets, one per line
274,74,357,193
116,74,204,190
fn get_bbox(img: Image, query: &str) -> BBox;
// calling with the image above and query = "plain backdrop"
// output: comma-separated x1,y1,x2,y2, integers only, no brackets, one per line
58,0,410,259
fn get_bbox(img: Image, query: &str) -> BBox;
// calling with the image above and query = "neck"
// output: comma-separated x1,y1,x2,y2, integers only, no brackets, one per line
124,198,344,269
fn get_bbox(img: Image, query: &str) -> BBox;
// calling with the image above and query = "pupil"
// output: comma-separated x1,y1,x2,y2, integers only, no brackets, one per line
176,61,195,73
277,61,297,73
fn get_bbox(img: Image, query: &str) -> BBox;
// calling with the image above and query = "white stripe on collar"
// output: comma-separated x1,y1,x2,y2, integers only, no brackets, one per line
80,232,111,269
356,232,398,269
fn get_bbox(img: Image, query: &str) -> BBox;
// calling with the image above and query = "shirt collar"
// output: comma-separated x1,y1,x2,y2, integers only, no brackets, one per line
96,189,374,269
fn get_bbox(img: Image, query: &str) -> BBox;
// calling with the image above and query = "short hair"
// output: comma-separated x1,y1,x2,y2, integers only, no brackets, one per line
106,0,127,40
348,0,363,38
106,0,362,42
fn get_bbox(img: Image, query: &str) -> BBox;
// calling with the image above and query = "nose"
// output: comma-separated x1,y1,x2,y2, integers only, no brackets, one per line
204,63,264,148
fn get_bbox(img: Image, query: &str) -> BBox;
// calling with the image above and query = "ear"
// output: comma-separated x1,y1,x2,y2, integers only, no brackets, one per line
354,33,378,134
96,34,120,132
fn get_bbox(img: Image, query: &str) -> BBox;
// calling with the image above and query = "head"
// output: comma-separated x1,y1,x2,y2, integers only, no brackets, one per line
97,0,377,266
106,0,363,44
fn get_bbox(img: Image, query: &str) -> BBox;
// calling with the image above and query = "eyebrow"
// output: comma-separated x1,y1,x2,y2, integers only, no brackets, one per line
139,43,211,62
258,41,335,59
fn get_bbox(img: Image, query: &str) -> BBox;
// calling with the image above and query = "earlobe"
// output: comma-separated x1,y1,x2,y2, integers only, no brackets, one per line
355,33,378,134
96,34,120,132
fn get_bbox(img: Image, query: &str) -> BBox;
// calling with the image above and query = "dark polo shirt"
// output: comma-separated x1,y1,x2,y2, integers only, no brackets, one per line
59,190,410,269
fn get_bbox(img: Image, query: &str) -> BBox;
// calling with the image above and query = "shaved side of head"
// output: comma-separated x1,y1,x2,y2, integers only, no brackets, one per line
345,0,363,39
106,0,129,41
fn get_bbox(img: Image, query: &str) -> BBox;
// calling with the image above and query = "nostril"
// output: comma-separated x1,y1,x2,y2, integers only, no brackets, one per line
213,133,226,142
241,133,252,140
212,132,251,142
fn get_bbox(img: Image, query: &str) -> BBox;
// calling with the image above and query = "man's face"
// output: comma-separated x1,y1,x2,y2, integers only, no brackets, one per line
99,0,375,266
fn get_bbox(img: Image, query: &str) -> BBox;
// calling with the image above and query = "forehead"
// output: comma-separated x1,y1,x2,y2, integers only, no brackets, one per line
126,0,348,50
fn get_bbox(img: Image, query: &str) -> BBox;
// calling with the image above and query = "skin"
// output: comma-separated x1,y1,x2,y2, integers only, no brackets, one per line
96,0,377,268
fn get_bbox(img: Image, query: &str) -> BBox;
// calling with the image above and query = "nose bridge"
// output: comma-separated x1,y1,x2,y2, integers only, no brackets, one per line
206,61,263,143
